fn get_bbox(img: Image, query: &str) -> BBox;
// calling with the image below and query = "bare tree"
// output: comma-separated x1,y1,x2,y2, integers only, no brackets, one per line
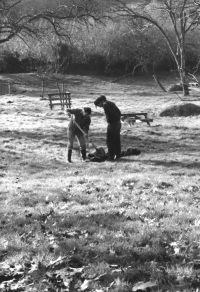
0,0,104,45
111,0,200,96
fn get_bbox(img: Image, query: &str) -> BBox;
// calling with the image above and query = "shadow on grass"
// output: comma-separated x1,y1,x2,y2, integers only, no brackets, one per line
0,176,195,289
0,129,67,146
92,130,200,155
134,158,200,170
1,210,172,267
1,124,200,157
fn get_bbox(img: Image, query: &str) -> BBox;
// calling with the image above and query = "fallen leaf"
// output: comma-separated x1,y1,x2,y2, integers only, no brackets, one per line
132,281,157,291
68,255,83,268
80,279,92,291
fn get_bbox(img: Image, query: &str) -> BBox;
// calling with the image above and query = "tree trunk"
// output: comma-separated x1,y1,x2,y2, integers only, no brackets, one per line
178,68,189,96
179,46,189,96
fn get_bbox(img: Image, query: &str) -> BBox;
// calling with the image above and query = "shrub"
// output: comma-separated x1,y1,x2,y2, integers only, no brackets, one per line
0,51,22,73
160,103,200,117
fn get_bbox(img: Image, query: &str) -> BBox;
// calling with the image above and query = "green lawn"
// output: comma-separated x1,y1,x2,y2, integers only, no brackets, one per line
0,73,200,291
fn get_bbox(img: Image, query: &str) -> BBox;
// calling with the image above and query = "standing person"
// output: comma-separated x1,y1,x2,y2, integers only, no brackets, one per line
94,95,121,161
67,107,91,163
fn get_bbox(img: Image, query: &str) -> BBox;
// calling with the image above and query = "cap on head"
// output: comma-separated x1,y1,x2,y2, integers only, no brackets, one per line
84,107,92,115
94,95,106,106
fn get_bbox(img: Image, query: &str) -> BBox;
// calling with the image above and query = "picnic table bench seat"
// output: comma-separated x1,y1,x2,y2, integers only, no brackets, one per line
121,112,153,126
0,80,12,95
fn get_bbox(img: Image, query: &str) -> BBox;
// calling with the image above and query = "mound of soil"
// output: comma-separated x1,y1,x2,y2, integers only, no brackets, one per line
160,103,200,117
168,83,188,92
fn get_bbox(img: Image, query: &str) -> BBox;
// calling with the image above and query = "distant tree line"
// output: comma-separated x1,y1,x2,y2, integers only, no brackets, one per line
1,21,200,77
1,0,200,90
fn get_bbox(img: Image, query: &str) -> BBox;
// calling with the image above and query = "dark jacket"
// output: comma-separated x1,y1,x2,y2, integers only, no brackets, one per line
103,101,121,124
67,109,91,134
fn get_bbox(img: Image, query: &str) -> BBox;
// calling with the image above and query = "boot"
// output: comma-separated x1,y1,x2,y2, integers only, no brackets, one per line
106,151,114,161
68,149,72,163
81,149,86,161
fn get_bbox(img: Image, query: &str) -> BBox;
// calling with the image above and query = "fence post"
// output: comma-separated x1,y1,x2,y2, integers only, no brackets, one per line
62,82,65,93
8,83,11,94
39,79,45,99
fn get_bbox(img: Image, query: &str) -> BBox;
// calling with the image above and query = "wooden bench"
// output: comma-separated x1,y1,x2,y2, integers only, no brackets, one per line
121,112,153,126
48,92,71,110
0,81,11,95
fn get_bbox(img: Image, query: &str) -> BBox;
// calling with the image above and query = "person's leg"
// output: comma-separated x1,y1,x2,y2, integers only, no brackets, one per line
115,122,121,159
76,133,87,160
108,122,121,159
67,130,75,162
106,124,115,160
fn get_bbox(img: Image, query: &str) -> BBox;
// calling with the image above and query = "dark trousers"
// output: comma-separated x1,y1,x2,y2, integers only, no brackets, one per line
106,121,121,159
68,130,86,151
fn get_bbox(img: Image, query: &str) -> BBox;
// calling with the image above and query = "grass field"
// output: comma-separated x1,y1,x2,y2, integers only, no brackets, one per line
0,73,200,291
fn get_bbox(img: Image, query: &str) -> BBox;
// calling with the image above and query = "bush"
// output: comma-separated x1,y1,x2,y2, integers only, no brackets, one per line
0,51,22,73
0,50,44,73
160,103,200,117
2,20,200,76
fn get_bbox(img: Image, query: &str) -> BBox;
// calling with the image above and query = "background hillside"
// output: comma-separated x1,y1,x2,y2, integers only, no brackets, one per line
1,0,200,78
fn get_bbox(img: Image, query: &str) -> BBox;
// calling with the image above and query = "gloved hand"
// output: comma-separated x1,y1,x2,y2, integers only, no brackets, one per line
66,110,72,117
84,133,88,140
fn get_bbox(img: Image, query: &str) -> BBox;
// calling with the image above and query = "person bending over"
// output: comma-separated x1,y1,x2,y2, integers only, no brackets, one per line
67,107,91,162
94,95,121,161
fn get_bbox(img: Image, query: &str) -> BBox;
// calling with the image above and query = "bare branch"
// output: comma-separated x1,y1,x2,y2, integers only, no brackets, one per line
0,0,105,45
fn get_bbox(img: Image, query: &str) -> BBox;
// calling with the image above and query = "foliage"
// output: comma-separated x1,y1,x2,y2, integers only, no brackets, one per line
1,1,200,77
0,0,104,45
110,0,200,94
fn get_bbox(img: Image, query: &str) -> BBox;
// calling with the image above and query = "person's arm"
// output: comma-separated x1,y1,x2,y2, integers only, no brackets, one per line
103,102,113,123
82,116,91,133
67,109,80,115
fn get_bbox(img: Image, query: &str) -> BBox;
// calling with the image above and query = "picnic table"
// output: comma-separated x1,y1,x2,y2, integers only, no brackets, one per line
121,112,153,126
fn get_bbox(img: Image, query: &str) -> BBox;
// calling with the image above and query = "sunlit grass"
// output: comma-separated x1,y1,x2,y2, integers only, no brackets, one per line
0,74,200,290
